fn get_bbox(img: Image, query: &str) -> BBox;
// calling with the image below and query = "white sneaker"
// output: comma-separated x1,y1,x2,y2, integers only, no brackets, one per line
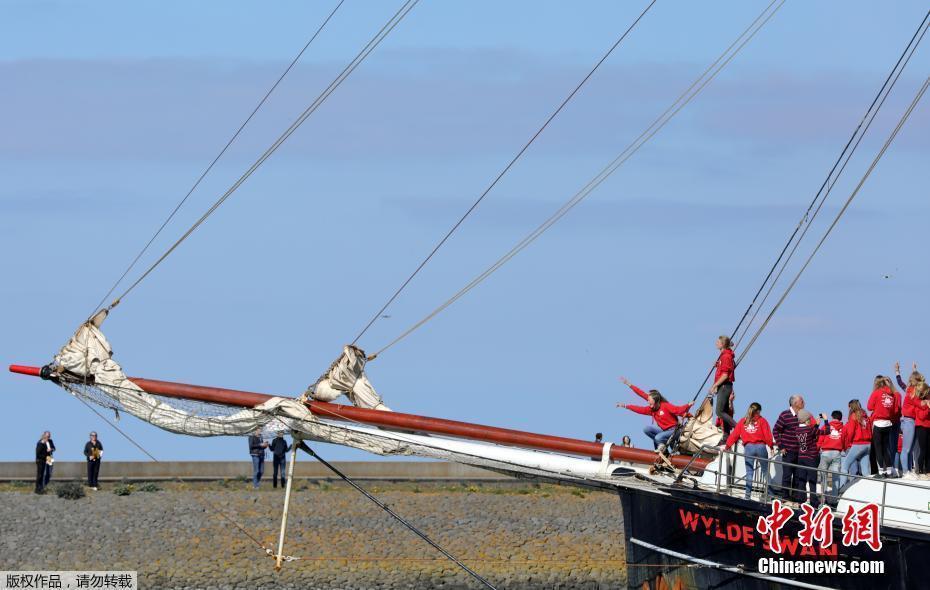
902,471,918,481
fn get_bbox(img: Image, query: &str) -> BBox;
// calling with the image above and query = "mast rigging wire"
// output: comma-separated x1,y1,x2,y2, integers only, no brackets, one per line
102,0,420,312
369,0,784,358
732,10,930,349
90,0,347,318
735,76,929,364
298,442,499,590
678,8,930,410
349,0,659,346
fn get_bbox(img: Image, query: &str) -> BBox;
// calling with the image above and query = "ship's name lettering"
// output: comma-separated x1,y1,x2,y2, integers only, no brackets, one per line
677,508,838,557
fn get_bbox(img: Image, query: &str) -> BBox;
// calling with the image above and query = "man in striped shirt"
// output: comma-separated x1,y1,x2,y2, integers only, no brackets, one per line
772,394,805,502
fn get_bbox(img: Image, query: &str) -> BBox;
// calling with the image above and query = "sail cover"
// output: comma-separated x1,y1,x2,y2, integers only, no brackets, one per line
305,345,389,411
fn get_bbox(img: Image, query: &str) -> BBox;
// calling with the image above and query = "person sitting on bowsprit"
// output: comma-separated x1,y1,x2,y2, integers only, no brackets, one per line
617,376,691,452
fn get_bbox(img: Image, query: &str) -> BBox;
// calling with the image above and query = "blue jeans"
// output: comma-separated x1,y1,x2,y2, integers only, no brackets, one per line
251,455,265,489
643,424,675,449
743,443,769,499
818,450,842,501
43,463,53,487
900,417,916,472
840,443,870,488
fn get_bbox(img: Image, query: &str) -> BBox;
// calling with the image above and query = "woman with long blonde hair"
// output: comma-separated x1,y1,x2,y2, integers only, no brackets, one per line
840,399,871,488
867,376,902,477
913,382,930,479
896,361,925,478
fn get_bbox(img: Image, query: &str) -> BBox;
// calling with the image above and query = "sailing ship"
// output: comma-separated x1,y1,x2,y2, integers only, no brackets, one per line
9,1,930,588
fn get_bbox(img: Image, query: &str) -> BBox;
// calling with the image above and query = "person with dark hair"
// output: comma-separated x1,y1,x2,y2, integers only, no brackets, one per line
594,432,603,443
617,377,690,451
269,431,292,489
724,402,774,500
83,432,104,490
248,429,269,489
42,430,55,487
867,376,901,478
621,435,633,448
34,431,51,494
795,409,821,507
817,410,844,501
710,336,737,442
772,395,805,501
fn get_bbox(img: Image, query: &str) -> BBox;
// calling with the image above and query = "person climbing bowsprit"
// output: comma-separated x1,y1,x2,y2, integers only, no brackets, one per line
617,377,691,452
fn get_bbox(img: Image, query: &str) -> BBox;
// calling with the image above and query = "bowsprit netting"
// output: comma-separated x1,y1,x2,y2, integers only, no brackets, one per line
45,315,630,485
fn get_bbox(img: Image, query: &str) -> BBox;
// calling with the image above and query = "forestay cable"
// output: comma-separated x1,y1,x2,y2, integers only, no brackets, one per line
371,0,784,358
680,8,930,407
90,0,347,318
350,0,659,346
103,0,420,311
732,10,929,349
297,443,499,589
736,76,929,364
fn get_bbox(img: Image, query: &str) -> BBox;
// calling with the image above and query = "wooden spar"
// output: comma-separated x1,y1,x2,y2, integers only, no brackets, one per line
9,364,709,471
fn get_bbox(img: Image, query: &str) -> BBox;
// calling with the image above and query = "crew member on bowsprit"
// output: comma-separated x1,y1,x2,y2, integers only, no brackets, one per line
710,336,737,443
617,376,691,452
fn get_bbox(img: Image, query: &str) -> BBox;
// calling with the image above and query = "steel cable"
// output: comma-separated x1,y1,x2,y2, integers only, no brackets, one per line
371,0,785,358
90,0,347,318
103,0,420,311
350,0,659,346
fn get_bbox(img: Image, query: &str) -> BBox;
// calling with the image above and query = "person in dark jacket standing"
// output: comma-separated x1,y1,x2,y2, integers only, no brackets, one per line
269,431,292,488
773,395,805,501
710,336,737,443
83,432,104,490
248,430,268,489
795,409,821,507
34,432,51,494
41,430,56,488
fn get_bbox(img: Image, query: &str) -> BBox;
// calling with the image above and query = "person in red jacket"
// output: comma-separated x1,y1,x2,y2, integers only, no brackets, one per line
914,382,930,478
840,399,871,489
817,410,844,501
710,335,737,442
867,376,902,477
617,377,691,451
724,402,774,500
895,361,924,478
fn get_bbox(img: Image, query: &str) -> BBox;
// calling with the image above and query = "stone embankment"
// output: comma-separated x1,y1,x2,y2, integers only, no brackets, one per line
0,480,626,589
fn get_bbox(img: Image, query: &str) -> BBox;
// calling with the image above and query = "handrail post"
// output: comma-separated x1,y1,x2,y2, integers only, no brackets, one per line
880,478,888,527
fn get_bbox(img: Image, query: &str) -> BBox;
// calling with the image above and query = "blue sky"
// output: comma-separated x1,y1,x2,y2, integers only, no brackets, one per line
2,1,928,462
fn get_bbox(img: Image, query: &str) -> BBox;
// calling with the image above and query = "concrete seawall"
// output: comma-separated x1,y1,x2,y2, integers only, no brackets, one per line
0,460,511,481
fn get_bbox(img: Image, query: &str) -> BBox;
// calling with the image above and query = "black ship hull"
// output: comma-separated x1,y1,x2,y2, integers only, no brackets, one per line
619,483,927,590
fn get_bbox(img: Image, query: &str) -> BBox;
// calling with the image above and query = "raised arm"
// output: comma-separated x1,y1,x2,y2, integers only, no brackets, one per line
619,377,649,400
618,403,652,416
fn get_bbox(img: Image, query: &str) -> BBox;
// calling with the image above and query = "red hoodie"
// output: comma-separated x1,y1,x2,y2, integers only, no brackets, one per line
725,416,774,449
624,384,691,430
818,419,844,451
916,399,930,428
842,413,872,449
714,349,736,384
867,386,901,423
903,388,919,419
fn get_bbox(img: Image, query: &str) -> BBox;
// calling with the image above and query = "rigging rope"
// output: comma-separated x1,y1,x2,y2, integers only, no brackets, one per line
101,0,420,312
370,0,784,358
62,379,281,560
297,442,499,590
735,76,929,364
350,0,659,346
90,0,347,319
732,10,930,350
675,7,930,413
